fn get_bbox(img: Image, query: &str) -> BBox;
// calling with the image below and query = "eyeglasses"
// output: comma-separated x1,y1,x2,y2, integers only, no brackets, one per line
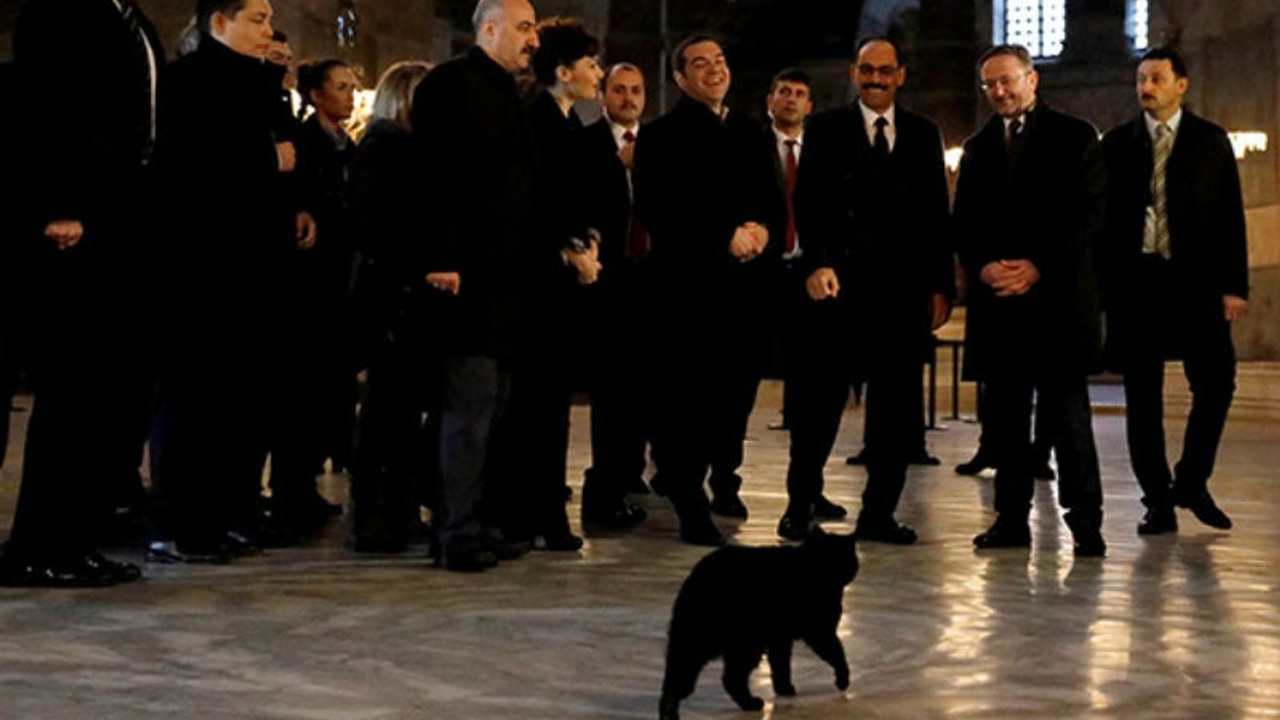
857,64,899,77
979,72,1028,92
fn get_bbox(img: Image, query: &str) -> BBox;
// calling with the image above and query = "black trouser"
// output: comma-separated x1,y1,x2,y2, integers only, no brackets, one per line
350,332,439,543
7,240,150,560
985,373,1102,526
583,273,652,510
1122,325,1235,510
484,350,575,540
650,332,758,513
436,355,511,548
787,319,916,522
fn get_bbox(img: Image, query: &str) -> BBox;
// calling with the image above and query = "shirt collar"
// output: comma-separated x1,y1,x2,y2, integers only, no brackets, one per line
1144,108,1183,139
772,125,803,148
857,100,895,130
607,115,639,147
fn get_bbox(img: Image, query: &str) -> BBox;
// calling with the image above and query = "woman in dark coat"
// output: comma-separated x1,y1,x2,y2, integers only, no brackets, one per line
482,17,604,551
346,60,434,552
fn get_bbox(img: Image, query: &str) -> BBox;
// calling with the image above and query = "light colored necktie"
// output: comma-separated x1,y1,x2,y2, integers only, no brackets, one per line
1151,122,1172,259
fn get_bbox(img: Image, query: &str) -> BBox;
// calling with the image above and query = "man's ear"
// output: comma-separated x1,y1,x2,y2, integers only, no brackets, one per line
210,11,229,39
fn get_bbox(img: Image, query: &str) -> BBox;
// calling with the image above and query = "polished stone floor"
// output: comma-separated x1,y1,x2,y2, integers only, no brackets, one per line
1,365,1278,720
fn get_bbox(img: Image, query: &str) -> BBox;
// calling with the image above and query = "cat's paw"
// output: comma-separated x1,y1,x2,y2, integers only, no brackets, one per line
658,695,680,720
733,695,765,712
834,668,850,691
773,681,797,697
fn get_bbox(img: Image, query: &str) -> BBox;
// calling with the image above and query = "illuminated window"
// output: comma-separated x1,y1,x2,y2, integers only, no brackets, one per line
1128,0,1149,51
996,0,1066,59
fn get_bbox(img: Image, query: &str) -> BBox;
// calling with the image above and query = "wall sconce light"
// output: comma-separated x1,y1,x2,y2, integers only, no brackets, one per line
1227,131,1268,160
945,147,964,173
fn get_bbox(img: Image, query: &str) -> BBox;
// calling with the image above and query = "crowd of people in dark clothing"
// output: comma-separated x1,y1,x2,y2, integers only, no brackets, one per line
0,0,1249,585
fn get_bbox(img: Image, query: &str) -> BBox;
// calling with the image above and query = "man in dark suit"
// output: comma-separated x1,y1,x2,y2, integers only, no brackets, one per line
759,67,813,435
410,0,541,571
0,0,162,586
954,44,1107,557
579,62,651,530
778,38,953,544
633,35,785,545
1100,47,1248,535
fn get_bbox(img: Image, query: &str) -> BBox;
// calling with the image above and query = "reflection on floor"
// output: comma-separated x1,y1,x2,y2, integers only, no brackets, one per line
0,366,1278,720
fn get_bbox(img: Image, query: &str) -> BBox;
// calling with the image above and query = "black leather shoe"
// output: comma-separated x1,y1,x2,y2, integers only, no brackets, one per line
0,555,119,588
854,518,917,545
955,452,996,476
776,513,811,542
910,451,941,466
146,540,233,565
1175,490,1232,530
812,496,847,520
678,512,725,547
1063,512,1106,557
1137,507,1178,535
973,520,1031,549
710,493,749,519
81,552,142,583
583,499,647,529
443,537,499,572
845,449,870,466
532,532,584,552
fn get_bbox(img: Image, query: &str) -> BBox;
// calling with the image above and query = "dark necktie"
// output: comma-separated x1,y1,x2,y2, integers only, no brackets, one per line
873,116,890,157
1005,117,1022,154
623,130,648,258
783,138,798,254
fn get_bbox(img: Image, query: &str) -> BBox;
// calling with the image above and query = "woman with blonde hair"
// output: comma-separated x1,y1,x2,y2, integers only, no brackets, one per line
348,60,435,553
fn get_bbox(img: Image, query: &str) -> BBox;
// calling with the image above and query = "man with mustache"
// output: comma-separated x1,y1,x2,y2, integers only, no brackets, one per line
633,35,785,545
579,62,652,530
410,0,542,571
954,44,1107,557
1099,47,1247,536
776,38,953,543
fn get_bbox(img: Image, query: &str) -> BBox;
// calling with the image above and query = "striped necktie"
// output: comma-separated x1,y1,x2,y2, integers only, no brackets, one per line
1151,122,1172,259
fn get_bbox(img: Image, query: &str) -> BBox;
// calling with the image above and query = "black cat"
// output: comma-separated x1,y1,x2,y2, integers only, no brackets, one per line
659,529,858,720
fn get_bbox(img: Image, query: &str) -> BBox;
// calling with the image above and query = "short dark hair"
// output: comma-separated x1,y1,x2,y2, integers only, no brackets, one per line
1140,46,1188,78
297,58,351,108
854,36,903,65
531,17,600,87
271,29,288,43
977,43,1034,71
195,0,249,36
671,34,720,77
769,67,811,94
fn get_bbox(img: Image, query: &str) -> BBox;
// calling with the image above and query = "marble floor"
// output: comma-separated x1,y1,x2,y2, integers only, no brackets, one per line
1,365,1278,720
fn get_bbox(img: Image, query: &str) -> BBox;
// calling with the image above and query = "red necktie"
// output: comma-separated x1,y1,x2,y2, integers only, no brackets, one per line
623,131,648,258
783,139,798,254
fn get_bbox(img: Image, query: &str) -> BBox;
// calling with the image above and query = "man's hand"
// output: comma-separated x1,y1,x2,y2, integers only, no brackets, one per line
729,222,768,262
44,219,84,250
426,272,460,295
806,267,840,300
276,141,296,172
930,292,952,329
1223,294,1248,322
566,238,603,285
295,211,317,249
981,258,1040,297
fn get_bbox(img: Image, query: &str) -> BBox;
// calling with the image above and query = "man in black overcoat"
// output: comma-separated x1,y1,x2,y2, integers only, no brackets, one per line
0,0,163,586
1099,47,1248,535
778,38,953,544
954,44,1107,557
410,0,542,571
578,62,652,529
632,35,785,545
